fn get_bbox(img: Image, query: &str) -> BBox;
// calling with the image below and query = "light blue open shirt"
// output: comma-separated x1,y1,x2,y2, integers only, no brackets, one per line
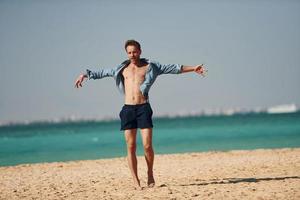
86,58,183,99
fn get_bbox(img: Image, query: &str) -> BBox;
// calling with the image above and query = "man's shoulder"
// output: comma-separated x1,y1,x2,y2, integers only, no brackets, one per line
113,60,130,71
142,58,161,67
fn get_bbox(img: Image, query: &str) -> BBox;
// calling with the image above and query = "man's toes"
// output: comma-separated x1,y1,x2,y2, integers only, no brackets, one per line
148,182,155,188
148,177,155,188
134,185,143,190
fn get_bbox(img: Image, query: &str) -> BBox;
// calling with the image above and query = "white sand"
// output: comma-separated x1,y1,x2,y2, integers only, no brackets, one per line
0,148,300,200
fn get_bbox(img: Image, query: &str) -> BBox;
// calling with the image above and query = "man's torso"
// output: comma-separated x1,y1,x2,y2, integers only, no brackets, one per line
122,62,149,105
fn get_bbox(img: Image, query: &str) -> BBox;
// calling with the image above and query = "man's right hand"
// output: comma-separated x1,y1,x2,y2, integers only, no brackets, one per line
75,74,87,88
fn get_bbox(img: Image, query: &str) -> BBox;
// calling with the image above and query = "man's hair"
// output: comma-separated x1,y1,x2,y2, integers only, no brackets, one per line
124,39,141,51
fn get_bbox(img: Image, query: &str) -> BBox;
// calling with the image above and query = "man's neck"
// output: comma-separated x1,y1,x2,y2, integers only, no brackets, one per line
130,58,142,67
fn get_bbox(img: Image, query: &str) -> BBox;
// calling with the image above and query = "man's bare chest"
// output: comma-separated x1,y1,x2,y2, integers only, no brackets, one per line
122,65,149,81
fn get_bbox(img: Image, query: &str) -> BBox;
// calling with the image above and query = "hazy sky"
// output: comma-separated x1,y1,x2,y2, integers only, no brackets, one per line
0,0,299,123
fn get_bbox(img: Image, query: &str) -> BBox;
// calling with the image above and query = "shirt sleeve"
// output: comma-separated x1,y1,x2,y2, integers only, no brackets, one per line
85,68,115,80
155,62,183,75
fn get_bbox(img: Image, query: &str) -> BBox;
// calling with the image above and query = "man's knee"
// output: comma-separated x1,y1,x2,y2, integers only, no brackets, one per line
126,142,136,152
143,143,153,153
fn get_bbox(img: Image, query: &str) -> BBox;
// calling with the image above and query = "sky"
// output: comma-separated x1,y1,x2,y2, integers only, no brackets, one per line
0,0,299,123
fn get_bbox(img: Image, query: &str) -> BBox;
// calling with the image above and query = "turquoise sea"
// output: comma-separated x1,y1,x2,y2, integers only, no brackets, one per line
1,112,300,166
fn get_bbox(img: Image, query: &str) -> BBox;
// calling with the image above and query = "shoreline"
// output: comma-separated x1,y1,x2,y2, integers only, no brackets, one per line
1,147,299,168
1,148,299,199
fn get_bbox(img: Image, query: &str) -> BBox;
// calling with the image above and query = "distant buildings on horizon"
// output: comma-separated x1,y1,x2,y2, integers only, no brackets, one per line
0,103,299,127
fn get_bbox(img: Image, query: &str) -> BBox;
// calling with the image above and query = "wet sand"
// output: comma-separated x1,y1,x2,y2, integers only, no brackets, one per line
0,148,299,200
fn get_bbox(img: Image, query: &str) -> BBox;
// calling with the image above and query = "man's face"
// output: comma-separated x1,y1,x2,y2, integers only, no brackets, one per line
126,45,141,64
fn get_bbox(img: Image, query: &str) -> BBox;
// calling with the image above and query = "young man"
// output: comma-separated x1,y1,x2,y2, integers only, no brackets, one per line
75,40,206,190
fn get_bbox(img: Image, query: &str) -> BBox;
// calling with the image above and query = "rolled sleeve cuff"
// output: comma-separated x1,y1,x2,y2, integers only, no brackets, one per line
86,69,93,79
177,64,183,74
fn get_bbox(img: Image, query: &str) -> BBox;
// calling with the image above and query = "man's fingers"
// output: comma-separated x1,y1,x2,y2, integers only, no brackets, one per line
75,75,87,88
75,79,81,88
202,69,208,77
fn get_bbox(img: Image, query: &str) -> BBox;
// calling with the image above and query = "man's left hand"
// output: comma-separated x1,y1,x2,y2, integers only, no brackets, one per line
194,64,207,77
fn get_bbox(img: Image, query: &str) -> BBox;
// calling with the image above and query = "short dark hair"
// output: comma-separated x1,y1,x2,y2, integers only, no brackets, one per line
124,39,141,51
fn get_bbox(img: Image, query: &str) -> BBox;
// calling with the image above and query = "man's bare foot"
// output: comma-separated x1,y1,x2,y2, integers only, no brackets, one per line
147,174,155,188
133,179,143,190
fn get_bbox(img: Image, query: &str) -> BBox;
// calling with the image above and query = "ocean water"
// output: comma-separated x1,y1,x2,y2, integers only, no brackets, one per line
0,112,300,166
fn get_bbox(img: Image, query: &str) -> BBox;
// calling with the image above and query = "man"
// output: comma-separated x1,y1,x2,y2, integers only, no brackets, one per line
75,40,206,190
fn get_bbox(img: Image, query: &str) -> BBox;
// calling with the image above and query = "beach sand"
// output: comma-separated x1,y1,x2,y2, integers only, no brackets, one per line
0,148,299,200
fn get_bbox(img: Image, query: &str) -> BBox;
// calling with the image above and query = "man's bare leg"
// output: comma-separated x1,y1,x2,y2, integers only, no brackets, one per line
124,129,142,190
141,128,155,187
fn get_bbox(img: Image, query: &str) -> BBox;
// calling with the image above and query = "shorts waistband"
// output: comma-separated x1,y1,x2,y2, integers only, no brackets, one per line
123,102,149,108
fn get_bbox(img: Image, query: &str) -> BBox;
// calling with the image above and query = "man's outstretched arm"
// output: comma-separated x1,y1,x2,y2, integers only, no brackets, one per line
74,67,116,88
181,64,207,76
156,62,207,76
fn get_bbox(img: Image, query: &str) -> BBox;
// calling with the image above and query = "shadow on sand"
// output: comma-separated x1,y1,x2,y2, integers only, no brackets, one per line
158,176,300,187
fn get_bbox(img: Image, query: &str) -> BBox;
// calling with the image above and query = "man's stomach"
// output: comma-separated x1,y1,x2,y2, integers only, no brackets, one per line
124,91,147,105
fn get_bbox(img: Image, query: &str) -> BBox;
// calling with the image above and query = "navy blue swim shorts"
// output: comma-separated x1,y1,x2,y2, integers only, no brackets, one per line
119,103,153,131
